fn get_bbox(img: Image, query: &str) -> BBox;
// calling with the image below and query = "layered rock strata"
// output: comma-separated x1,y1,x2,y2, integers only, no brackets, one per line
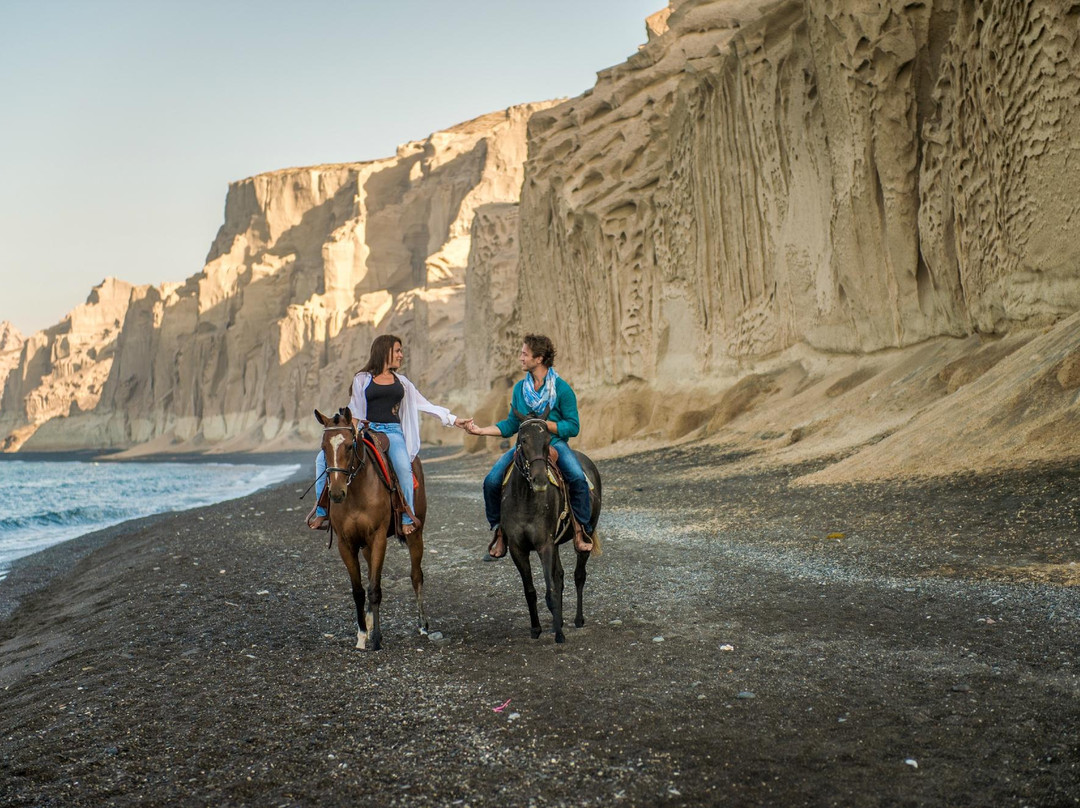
0,322,24,405
1,104,553,452
0,280,140,450
458,0,1080,478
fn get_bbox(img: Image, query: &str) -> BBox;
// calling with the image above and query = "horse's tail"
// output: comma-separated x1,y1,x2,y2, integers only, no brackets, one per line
589,528,603,557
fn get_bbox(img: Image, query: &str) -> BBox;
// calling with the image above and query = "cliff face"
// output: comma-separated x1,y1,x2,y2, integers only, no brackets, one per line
505,0,1080,386
0,280,141,450
450,0,1080,479
0,322,23,405
6,0,1080,480
2,104,553,452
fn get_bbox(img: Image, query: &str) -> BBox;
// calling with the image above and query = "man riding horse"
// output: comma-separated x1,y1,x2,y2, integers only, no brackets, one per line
464,334,595,560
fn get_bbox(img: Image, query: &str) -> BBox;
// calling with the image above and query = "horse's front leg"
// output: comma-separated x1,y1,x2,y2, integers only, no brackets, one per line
574,546,589,628
338,538,367,649
406,529,428,635
509,541,542,639
539,543,565,644
364,533,388,651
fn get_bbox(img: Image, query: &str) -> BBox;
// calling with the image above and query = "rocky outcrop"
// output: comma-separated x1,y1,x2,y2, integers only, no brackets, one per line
0,322,23,405
3,104,554,452
0,280,141,450
457,0,1080,479
7,0,1080,483
504,0,1080,386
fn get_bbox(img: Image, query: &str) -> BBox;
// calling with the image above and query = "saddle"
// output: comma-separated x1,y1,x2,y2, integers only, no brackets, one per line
502,445,573,540
361,427,422,539
313,428,422,541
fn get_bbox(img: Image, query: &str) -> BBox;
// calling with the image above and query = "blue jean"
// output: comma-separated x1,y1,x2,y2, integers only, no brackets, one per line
483,439,591,530
314,423,414,523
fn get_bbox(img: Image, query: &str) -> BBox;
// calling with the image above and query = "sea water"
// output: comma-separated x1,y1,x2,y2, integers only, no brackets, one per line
0,459,301,579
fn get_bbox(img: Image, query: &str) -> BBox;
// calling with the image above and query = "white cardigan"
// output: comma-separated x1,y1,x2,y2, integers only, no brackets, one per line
348,372,457,460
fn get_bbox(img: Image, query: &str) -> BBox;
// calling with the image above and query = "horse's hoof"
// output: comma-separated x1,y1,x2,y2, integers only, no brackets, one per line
555,633,566,644
575,618,584,628
530,628,542,640
356,632,367,650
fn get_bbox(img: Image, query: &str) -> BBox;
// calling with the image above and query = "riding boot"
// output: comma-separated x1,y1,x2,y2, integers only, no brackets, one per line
571,517,593,554
485,526,506,561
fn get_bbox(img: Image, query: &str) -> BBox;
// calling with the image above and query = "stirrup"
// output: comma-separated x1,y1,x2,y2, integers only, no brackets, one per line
486,526,506,560
572,521,593,553
305,504,329,531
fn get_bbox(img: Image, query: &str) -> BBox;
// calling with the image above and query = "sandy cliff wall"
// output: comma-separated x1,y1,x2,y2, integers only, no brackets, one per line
0,322,24,406
0,280,141,450
2,104,553,452
7,0,1080,479
450,0,1080,478
502,0,1080,388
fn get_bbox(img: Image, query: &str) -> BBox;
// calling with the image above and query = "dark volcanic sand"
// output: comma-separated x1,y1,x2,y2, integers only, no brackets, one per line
1,446,1078,807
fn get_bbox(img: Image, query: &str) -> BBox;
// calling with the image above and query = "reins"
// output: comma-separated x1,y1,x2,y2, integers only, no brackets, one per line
510,417,571,538
317,424,366,548
513,418,550,479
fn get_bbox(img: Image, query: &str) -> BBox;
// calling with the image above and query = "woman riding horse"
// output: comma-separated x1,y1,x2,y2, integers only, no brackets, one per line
307,334,464,532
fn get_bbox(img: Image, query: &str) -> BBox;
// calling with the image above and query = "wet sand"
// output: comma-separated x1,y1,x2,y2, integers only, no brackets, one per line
1,446,1078,807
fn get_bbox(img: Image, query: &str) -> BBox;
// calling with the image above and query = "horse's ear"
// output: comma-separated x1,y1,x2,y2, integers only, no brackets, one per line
314,409,329,426
540,407,550,420
512,406,527,422
342,406,353,424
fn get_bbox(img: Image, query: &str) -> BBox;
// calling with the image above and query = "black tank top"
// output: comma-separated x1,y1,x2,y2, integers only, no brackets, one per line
366,376,404,423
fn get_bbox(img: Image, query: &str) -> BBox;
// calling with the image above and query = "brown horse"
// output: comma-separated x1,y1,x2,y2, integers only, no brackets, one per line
315,407,428,650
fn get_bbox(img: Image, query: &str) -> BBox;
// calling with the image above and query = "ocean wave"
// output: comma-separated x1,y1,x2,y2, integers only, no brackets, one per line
0,461,301,571
0,504,139,532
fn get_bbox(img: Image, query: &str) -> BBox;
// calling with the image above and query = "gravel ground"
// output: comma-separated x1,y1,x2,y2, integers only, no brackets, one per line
1,445,1078,807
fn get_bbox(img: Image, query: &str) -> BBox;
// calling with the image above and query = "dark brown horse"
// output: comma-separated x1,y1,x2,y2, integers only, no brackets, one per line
315,407,428,650
502,414,602,644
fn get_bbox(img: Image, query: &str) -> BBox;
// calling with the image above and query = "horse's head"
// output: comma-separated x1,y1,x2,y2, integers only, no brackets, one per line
315,407,358,503
515,407,552,493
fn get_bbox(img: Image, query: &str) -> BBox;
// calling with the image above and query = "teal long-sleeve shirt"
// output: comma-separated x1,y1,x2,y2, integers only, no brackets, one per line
495,375,580,444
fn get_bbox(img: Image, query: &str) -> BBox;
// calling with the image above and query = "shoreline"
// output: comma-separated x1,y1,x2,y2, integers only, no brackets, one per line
0,445,469,622
0,454,312,622
0,449,317,466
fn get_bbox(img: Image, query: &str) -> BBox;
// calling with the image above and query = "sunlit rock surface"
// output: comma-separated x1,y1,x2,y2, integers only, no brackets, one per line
5,0,1080,482
2,104,553,452
466,0,1080,479
0,322,25,407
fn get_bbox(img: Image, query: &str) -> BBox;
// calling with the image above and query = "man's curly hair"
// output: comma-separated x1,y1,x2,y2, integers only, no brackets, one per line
522,334,557,368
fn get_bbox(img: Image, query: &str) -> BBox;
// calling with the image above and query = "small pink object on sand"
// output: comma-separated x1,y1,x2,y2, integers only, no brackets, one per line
493,699,512,713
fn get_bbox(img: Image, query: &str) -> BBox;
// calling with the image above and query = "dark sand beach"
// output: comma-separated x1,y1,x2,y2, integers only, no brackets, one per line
1,446,1078,807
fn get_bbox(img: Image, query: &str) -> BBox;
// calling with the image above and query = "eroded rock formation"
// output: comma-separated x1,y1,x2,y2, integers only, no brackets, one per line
1,104,553,452
0,280,141,450
507,0,1080,388
5,0,1080,483
460,0,1080,479
0,322,23,405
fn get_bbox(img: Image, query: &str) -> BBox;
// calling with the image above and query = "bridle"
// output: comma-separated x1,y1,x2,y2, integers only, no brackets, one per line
514,417,550,479
322,424,365,486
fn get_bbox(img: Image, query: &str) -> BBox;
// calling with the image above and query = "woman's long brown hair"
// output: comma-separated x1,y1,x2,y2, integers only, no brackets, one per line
358,334,402,376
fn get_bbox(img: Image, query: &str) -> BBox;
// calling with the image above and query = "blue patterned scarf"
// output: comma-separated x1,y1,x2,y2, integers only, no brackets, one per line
522,367,560,415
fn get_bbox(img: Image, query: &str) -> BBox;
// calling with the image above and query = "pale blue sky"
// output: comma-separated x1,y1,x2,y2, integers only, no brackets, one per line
0,0,660,335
